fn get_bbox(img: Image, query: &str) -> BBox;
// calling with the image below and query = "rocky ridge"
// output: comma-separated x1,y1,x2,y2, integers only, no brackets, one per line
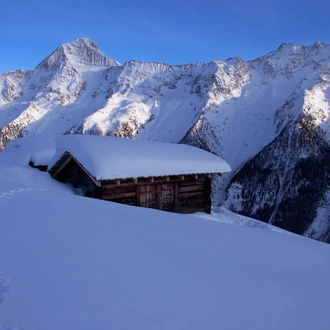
1,38,330,242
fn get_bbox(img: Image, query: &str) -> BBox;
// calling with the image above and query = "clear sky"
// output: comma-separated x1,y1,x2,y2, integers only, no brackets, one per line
1,0,330,73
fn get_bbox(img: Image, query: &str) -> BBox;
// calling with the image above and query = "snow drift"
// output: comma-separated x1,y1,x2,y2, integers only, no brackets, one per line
0,148,330,330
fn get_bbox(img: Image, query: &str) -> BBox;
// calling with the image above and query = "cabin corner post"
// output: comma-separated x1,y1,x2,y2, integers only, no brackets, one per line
204,176,212,214
95,186,103,199
174,182,179,212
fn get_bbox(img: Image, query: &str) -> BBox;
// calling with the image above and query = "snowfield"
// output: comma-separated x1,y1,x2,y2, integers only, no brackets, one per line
0,150,330,330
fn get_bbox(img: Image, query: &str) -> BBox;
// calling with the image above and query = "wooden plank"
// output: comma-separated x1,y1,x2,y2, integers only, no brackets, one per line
136,178,151,184
101,175,208,188
178,191,204,198
136,185,141,206
52,155,72,179
102,185,136,192
177,206,205,214
174,183,178,212
177,196,205,204
137,184,158,208
140,185,146,205
178,185,204,193
179,180,205,186
102,192,136,199
159,183,175,212
71,156,101,187
102,178,135,186
102,182,137,189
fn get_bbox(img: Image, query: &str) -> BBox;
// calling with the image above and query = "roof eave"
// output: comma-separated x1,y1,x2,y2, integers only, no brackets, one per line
48,151,101,188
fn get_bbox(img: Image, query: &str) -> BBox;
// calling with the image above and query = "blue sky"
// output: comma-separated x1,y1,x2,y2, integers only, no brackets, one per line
1,0,329,73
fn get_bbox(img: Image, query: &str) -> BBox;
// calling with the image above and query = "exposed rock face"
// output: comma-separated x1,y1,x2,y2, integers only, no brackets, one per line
223,54,330,243
1,38,330,242
0,103,46,150
224,120,330,242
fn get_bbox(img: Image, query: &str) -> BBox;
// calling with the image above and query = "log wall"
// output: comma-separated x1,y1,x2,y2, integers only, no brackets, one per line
52,155,212,214
100,174,212,214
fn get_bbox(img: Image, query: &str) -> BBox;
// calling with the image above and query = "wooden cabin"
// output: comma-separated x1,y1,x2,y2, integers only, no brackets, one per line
48,135,231,214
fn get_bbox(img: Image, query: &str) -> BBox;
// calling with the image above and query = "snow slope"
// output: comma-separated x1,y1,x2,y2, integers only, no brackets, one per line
195,206,292,235
0,151,330,330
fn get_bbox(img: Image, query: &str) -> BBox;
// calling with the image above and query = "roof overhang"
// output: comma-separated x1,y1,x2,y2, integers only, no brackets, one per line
48,151,101,187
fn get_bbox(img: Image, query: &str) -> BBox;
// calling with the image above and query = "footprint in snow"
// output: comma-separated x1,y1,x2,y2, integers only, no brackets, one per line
0,188,44,202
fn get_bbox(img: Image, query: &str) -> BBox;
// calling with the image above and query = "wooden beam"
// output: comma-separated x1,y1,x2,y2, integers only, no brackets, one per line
70,156,101,187
51,155,72,179
178,185,204,193
102,174,209,189
179,181,204,187
136,185,141,206
102,191,136,199
178,191,204,198
102,183,133,189
174,183,178,212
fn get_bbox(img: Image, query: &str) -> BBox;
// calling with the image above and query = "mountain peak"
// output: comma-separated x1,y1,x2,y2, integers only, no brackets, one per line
66,37,100,52
36,37,120,70
312,41,325,48
276,42,304,53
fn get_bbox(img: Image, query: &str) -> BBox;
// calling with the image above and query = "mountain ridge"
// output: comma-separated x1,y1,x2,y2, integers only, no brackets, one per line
1,38,330,242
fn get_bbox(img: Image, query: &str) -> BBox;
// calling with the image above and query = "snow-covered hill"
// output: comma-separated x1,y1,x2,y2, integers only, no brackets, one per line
1,148,330,330
1,38,330,241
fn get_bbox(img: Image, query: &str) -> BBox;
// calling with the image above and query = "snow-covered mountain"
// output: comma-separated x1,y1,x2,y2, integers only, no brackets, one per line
1,38,330,242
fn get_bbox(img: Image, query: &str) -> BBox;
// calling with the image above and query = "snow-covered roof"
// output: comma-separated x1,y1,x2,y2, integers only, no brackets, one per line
49,135,231,180
1,135,58,166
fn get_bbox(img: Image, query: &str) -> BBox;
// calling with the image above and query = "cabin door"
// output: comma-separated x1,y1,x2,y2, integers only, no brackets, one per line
138,184,157,209
157,183,176,212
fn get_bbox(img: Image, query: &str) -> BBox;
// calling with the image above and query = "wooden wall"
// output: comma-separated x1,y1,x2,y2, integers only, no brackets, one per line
52,156,213,214
100,174,212,214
